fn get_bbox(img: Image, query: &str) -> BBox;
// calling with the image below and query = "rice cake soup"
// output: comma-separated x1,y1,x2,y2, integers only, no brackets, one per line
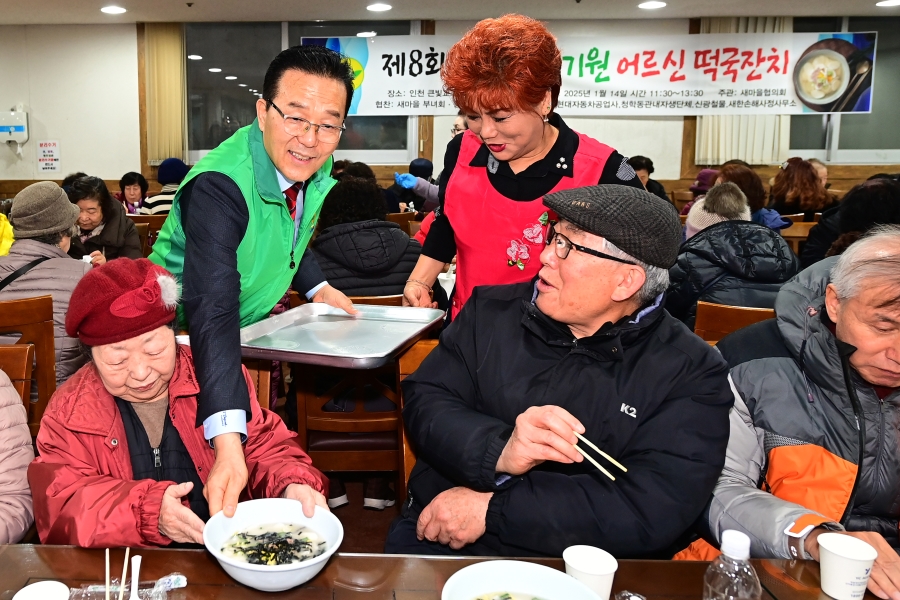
222,523,327,566
798,54,844,100
473,594,548,600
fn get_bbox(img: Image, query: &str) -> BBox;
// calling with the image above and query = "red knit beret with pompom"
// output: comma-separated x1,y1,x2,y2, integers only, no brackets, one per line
65,258,179,346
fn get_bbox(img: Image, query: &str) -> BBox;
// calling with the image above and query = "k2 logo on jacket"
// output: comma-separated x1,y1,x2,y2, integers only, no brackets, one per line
620,403,637,418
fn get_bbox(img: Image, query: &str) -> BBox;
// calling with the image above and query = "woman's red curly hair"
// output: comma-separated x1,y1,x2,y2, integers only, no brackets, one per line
771,157,832,212
441,14,561,114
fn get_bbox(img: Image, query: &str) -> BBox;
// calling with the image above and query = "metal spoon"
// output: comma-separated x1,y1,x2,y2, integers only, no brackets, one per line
833,60,871,112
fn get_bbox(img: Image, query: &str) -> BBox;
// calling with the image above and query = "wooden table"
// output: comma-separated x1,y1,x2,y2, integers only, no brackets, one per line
0,546,834,600
780,222,818,255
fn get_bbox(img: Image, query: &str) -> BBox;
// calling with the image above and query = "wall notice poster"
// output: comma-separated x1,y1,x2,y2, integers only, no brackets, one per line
37,140,60,173
303,32,876,117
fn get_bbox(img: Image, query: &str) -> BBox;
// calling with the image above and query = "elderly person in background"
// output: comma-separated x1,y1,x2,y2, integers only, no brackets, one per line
66,176,142,265
386,185,733,558
666,182,799,329
1,182,91,390
117,172,149,215
770,157,838,221
679,168,719,215
403,15,644,320
141,158,190,216
683,181,752,240
800,178,900,269
679,227,900,600
627,155,670,203
0,367,35,544
717,163,790,230
28,258,328,548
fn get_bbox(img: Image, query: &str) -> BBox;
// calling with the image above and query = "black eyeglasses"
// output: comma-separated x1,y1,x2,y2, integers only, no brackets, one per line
268,101,345,143
546,228,636,265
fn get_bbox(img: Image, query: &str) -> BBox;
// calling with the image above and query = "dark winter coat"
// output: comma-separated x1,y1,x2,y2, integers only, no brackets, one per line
67,202,142,261
666,220,800,330
799,205,841,270
311,220,421,296
402,281,733,558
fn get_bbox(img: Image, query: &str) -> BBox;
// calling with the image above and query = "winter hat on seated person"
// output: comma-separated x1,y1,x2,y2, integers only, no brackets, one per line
543,184,682,268
689,168,720,195
156,157,190,186
684,181,751,240
9,181,80,239
66,258,179,346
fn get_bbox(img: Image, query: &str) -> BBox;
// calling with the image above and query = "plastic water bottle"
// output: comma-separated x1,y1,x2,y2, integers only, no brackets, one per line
702,530,762,600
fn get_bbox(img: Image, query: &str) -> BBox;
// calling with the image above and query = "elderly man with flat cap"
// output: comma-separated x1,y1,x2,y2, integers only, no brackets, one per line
385,185,734,558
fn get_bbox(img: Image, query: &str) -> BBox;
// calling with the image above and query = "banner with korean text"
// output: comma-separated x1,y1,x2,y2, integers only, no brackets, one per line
303,32,876,116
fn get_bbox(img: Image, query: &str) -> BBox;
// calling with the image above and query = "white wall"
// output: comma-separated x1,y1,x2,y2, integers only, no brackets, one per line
432,19,689,180
0,24,141,180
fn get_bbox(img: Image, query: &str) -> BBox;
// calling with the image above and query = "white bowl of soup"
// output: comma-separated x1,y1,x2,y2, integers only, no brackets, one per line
794,49,850,105
442,560,602,600
203,498,343,592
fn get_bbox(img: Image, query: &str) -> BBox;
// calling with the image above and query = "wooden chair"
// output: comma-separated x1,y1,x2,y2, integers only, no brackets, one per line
673,191,693,213
0,296,55,436
386,212,416,231
134,223,150,257
780,221,818,255
396,339,439,490
127,214,168,256
0,344,34,405
679,214,688,225
242,359,271,411
408,220,422,238
694,301,775,344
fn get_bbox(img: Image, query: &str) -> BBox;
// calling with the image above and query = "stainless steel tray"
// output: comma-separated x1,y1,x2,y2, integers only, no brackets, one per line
239,303,444,368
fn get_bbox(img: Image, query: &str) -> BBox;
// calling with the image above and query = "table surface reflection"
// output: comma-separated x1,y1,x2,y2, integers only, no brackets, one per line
0,545,866,599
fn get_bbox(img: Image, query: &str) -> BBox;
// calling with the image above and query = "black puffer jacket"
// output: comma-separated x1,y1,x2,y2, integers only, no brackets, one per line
666,220,800,329
402,282,733,558
311,220,421,296
799,205,841,270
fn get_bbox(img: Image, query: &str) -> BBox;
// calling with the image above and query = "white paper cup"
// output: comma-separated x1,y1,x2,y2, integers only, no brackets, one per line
563,545,618,600
818,533,877,600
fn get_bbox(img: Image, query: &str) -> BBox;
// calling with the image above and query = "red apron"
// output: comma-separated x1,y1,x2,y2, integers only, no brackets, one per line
444,130,615,319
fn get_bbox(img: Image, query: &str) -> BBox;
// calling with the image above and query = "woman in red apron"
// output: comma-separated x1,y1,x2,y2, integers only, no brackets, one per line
403,14,645,319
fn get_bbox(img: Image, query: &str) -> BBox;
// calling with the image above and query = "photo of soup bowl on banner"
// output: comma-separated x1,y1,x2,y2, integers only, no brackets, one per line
792,34,875,113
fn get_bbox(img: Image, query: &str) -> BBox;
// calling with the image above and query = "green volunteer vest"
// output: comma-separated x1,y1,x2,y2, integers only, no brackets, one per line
149,120,336,328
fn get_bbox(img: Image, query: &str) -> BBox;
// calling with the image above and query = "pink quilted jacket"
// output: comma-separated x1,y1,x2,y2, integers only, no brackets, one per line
0,369,35,543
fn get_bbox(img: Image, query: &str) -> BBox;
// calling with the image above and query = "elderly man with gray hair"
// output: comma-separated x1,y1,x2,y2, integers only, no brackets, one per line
386,185,735,558
679,226,900,600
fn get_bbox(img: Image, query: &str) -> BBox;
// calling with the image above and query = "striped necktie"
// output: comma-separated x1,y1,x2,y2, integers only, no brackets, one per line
284,182,303,220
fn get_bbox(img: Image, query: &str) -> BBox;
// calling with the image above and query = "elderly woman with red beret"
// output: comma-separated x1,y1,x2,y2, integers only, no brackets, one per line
403,15,644,319
28,258,328,548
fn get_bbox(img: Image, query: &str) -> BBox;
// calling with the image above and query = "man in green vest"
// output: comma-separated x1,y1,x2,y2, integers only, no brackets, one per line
150,45,357,519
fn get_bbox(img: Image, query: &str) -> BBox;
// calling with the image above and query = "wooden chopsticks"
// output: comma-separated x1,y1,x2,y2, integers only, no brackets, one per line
573,431,627,481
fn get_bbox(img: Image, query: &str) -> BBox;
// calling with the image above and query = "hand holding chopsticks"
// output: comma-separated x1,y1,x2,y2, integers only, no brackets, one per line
496,406,592,476
573,431,627,481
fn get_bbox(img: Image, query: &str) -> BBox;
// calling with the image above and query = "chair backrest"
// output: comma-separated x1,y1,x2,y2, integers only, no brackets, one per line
0,344,35,405
134,222,150,257
348,294,404,306
397,339,439,486
386,212,416,229
782,213,805,223
780,221,818,255
672,191,693,212
694,301,775,344
0,295,55,436
408,220,422,238
127,214,168,255
679,214,688,225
